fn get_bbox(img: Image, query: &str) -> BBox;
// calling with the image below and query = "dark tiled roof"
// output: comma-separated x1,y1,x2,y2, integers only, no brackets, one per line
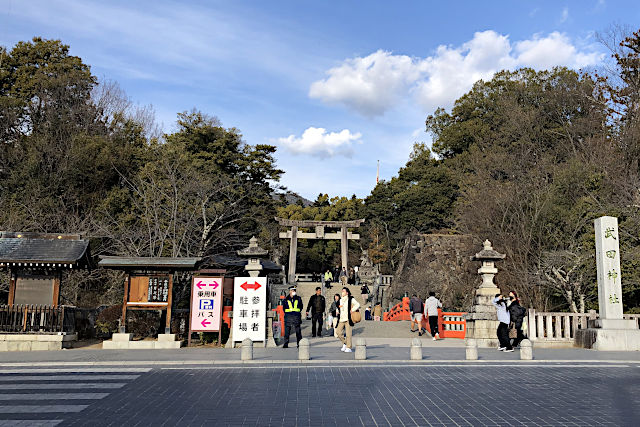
98,256,202,269
0,237,89,264
212,255,281,271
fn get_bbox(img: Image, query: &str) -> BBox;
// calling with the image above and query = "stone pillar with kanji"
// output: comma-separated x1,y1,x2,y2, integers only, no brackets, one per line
575,216,640,350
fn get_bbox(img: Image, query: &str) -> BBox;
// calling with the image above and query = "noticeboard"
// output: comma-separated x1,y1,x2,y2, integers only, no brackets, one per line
232,277,267,343
190,277,224,332
148,277,169,302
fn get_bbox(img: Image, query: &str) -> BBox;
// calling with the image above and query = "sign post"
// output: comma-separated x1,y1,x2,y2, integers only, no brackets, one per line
188,276,224,347
231,277,267,346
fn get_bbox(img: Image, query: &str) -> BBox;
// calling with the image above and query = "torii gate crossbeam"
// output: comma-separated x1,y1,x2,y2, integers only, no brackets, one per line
276,218,365,284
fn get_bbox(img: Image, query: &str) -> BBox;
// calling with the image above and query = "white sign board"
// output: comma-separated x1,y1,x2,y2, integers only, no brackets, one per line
594,216,623,319
190,277,223,332
232,277,267,342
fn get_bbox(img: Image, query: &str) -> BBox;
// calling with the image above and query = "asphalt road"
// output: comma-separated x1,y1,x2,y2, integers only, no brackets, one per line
0,362,638,426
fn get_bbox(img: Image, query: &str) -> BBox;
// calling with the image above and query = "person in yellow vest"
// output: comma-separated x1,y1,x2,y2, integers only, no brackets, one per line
283,286,304,348
324,269,333,289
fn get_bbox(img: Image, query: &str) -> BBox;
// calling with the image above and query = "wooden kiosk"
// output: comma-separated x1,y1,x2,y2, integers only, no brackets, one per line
98,256,201,349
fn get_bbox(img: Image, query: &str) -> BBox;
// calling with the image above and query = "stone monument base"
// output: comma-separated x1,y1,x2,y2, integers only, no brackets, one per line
465,286,502,348
575,326,640,351
102,333,182,349
0,333,77,351
466,319,500,348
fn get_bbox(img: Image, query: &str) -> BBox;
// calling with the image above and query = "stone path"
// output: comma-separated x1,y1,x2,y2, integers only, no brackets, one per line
0,363,638,426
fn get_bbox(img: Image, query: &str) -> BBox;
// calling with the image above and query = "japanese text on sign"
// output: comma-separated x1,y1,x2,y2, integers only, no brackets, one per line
232,277,266,342
190,277,223,332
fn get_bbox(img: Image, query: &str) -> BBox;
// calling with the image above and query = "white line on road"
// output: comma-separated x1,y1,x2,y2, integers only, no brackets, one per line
0,393,109,400
0,405,88,413
0,383,126,389
161,364,632,370
0,375,140,381
0,368,150,374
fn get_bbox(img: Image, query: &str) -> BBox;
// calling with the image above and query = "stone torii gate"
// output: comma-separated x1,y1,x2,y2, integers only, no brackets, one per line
276,217,365,284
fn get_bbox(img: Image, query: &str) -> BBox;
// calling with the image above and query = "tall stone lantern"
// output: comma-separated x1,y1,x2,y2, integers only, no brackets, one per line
465,240,506,348
236,236,277,347
237,236,268,277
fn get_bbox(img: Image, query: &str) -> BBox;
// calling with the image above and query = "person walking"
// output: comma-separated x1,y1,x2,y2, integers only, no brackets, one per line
329,293,341,337
373,302,382,321
492,294,513,352
507,290,526,348
360,283,370,304
306,287,326,338
324,269,333,289
424,291,442,340
339,267,348,286
282,286,304,348
335,287,360,352
409,294,424,335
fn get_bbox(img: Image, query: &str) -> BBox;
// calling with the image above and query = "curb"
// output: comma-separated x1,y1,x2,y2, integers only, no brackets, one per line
0,359,638,367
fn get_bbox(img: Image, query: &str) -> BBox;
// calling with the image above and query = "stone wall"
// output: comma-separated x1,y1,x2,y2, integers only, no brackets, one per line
388,233,479,311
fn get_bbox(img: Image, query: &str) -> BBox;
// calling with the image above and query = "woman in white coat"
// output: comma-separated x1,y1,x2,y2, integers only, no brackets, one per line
335,287,360,352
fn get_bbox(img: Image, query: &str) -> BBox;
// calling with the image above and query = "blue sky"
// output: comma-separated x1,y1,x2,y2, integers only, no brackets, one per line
1,0,638,200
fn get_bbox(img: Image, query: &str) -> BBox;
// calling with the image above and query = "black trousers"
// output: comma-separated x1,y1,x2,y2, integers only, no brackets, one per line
284,317,302,347
428,315,439,336
497,322,512,349
311,312,323,337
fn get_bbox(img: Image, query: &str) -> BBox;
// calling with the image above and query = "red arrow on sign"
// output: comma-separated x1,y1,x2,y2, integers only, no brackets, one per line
196,281,206,290
201,319,211,327
209,281,219,289
240,281,262,291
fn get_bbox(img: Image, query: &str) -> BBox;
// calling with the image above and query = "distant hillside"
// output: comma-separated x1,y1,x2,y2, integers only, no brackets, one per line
271,190,313,207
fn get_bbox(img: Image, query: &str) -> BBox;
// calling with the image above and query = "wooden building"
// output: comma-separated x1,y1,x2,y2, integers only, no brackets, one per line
0,232,89,307
98,256,201,337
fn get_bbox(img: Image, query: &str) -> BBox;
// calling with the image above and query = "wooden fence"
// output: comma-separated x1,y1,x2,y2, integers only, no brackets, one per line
0,305,75,333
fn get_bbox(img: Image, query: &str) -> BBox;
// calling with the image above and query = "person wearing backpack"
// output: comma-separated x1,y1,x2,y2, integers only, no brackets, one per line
507,290,527,348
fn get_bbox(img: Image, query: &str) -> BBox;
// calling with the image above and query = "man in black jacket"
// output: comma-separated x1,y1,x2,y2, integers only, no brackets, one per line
306,287,326,337
283,286,304,348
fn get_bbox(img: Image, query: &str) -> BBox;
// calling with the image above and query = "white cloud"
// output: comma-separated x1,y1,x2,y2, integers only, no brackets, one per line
309,30,604,117
309,50,424,117
560,7,569,23
277,127,362,157
514,32,602,70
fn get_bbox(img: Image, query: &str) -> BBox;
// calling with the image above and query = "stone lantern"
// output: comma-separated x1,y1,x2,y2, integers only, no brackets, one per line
465,240,506,348
237,236,268,277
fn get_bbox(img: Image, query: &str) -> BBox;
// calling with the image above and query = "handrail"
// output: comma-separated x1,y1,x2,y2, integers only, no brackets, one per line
527,309,640,341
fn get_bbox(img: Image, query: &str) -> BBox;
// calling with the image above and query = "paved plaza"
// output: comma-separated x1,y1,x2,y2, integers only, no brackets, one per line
0,340,639,427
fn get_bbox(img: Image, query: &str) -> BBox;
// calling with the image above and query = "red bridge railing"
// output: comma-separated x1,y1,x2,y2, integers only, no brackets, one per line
382,297,467,338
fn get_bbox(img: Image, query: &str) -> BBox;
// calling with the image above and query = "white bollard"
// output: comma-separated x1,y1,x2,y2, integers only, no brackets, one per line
241,338,253,361
410,338,422,360
465,338,478,360
520,339,533,360
298,338,310,360
355,338,367,360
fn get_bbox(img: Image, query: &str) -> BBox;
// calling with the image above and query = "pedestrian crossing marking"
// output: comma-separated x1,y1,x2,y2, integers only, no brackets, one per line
0,367,147,424
0,368,150,374
0,406,88,413
0,374,140,382
0,420,62,426
0,393,109,400
0,383,126,390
